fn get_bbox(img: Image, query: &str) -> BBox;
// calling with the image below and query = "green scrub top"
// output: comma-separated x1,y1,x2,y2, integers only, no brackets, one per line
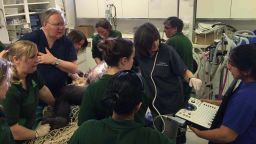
78,74,147,126
166,32,193,72
166,32,194,99
2,71,44,129
70,117,175,144
0,106,15,144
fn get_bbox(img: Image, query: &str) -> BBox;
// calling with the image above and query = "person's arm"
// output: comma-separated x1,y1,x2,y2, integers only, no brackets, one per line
183,69,194,81
10,124,36,140
38,48,78,74
167,45,200,89
190,125,238,143
10,123,50,141
39,85,55,106
54,58,78,74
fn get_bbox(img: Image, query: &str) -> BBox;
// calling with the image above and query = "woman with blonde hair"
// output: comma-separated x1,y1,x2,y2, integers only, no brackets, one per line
2,40,54,143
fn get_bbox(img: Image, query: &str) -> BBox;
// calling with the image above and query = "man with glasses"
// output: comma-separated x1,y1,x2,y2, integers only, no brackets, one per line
20,8,77,128
163,16,194,144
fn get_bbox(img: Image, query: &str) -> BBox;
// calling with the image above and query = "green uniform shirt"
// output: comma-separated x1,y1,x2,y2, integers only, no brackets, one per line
166,32,193,99
2,71,44,129
0,106,14,144
92,30,122,60
78,74,147,126
69,117,175,144
166,32,193,71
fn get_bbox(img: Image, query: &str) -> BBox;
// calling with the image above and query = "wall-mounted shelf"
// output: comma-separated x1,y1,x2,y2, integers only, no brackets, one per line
5,13,26,17
29,12,42,15
4,3,24,7
28,2,50,5
1,0,64,42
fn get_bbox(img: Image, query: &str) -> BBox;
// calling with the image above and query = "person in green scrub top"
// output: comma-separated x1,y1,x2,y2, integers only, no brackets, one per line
78,38,147,126
0,58,14,144
92,19,122,64
163,17,195,144
70,70,175,144
2,40,55,143
163,16,194,102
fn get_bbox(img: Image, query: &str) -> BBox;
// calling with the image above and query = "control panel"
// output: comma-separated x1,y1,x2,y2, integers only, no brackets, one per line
175,97,219,129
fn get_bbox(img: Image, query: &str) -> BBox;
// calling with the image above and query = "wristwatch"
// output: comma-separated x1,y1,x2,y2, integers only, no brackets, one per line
54,58,61,66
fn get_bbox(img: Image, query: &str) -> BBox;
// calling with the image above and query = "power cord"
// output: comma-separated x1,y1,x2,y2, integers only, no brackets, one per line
150,51,166,133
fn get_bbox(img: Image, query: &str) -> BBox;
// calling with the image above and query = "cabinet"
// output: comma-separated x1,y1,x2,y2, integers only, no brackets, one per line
75,0,98,18
1,0,62,42
197,0,256,19
75,0,178,19
148,0,177,18
76,0,123,18
196,0,231,18
231,0,256,18
122,0,148,18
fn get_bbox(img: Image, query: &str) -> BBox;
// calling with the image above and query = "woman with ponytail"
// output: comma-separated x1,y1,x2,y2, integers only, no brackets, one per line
78,38,147,126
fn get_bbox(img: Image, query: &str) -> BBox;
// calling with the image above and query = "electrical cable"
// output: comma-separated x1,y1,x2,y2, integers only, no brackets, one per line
150,51,166,133
235,36,249,46
234,30,256,37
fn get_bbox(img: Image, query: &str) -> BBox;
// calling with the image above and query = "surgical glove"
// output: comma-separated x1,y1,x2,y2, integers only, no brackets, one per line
189,78,202,91
35,124,50,138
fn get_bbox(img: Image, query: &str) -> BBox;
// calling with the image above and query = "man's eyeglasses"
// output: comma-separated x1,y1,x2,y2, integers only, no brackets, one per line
47,22,66,28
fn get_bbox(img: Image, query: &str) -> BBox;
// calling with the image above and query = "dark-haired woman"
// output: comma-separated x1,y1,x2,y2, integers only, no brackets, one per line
134,22,201,116
78,38,146,126
67,30,88,53
92,19,122,64
0,58,14,144
70,70,175,144
190,44,256,144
